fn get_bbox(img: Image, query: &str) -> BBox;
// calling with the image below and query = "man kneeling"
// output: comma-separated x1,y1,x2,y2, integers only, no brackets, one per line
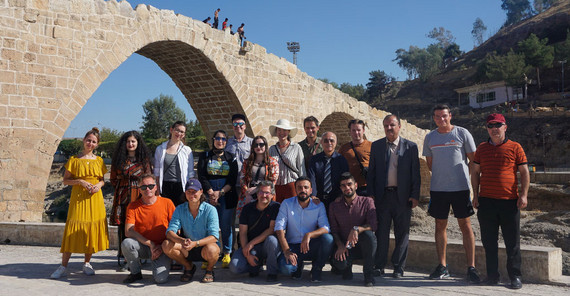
122,174,176,284
229,180,281,281
162,179,220,283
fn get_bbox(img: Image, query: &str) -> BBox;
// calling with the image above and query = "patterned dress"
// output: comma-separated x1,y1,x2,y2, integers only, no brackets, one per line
110,159,150,226
236,156,279,218
60,156,109,253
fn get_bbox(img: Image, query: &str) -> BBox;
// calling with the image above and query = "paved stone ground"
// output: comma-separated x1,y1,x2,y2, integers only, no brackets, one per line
0,245,568,296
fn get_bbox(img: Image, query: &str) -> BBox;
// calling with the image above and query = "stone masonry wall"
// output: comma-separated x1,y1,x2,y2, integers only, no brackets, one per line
0,0,430,222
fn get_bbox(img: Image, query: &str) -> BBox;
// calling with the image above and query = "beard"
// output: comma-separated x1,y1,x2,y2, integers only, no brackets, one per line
343,190,355,198
297,193,310,202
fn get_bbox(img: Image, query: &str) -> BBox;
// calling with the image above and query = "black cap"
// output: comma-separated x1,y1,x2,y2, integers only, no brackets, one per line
232,114,246,122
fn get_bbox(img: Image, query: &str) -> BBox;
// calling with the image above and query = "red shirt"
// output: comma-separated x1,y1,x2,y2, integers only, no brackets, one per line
125,196,175,244
328,195,377,241
474,139,527,200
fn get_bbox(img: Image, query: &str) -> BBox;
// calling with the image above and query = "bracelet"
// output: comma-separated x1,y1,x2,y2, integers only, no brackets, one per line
196,240,200,247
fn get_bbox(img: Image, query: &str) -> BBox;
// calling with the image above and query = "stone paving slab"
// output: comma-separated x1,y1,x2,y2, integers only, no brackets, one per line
0,245,568,296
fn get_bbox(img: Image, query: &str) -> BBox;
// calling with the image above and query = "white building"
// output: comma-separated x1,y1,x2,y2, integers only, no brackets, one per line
454,81,523,109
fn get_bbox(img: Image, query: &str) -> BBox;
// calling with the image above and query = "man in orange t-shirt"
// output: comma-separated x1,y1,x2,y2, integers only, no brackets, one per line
338,119,372,196
121,174,176,284
471,113,529,290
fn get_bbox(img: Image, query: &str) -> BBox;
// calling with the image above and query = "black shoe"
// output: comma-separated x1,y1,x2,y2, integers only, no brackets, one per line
291,268,302,280
331,265,342,275
364,277,375,287
510,277,522,289
342,268,353,280
266,274,278,282
123,272,143,284
249,271,259,278
372,268,385,277
429,264,450,279
467,266,481,284
392,268,403,278
310,271,322,283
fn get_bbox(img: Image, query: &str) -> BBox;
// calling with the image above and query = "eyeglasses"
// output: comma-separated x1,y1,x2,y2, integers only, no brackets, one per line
486,123,504,129
139,184,156,190
174,129,185,134
214,137,227,142
323,138,335,143
233,122,245,127
253,143,265,148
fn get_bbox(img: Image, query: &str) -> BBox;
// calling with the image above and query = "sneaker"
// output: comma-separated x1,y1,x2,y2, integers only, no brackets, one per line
429,264,450,279
123,272,143,283
266,274,278,282
467,266,481,284
201,261,208,270
310,271,322,283
221,254,231,269
50,265,67,279
291,268,302,280
372,268,385,277
83,263,95,276
364,276,375,287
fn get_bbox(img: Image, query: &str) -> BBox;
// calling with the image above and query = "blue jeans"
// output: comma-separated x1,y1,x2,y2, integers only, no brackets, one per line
209,178,234,254
278,234,333,277
229,235,280,275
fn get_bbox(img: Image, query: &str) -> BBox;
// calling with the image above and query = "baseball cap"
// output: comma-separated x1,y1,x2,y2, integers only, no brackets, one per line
486,113,506,124
185,178,202,191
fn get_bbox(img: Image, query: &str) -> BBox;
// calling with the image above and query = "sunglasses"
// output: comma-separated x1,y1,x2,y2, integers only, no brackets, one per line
233,122,245,127
253,142,265,148
139,184,156,190
486,123,504,129
214,137,227,141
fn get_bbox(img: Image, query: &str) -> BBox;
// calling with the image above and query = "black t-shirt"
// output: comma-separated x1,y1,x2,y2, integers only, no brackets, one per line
239,201,280,242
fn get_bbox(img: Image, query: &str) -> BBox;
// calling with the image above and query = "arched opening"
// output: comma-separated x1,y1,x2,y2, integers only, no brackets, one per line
319,112,355,146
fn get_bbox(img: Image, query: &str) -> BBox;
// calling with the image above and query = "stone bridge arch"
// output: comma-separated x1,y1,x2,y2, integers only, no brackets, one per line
0,0,429,222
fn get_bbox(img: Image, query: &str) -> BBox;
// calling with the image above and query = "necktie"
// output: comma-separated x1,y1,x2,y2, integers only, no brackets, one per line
323,157,332,195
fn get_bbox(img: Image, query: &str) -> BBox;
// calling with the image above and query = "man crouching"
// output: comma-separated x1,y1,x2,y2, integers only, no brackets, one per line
162,179,220,283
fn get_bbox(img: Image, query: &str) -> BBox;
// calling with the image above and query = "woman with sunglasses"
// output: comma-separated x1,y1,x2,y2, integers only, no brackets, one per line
268,119,306,203
109,131,153,266
154,121,194,206
197,130,239,268
236,136,279,218
51,128,108,279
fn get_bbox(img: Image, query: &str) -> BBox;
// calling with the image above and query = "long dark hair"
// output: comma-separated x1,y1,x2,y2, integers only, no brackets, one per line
211,130,227,149
244,135,271,177
111,130,153,172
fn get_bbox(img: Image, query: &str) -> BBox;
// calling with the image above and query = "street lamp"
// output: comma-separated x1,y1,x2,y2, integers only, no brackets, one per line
558,60,566,93
287,42,300,65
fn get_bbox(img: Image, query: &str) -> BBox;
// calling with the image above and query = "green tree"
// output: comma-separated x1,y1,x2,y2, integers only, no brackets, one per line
554,30,570,61
339,82,366,100
443,43,462,68
533,0,560,13
481,50,530,100
394,45,443,81
427,27,456,48
58,139,82,158
363,70,395,103
501,0,534,27
518,33,554,89
471,17,487,46
141,94,187,140
100,127,123,142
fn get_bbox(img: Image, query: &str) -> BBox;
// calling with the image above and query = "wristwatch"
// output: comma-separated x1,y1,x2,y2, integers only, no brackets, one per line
353,226,359,232
220,188,225,196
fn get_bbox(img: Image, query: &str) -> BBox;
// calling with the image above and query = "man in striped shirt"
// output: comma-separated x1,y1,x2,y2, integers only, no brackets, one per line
471,113,529,290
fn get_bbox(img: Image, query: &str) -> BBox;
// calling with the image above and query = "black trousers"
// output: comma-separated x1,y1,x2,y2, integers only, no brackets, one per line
330,230,377,278
161,181,184,206
375,190,411,270
477,196,522,280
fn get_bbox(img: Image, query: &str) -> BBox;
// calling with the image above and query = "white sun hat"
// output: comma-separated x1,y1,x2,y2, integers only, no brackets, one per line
269,119,298,138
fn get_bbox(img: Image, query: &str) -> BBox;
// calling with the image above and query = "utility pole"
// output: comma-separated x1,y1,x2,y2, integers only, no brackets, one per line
287,42,300,65
559,60,566,93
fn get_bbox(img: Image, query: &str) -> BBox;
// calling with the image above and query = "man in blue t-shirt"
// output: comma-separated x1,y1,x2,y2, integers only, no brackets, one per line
422,104,481,284
229,180,281,282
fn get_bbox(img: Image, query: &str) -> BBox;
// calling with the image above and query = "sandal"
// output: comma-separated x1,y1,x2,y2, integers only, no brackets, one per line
180,264,196,282
201,270,215,283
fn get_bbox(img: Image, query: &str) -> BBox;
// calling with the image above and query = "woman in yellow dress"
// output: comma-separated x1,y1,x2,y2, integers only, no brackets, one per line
51,127,109,279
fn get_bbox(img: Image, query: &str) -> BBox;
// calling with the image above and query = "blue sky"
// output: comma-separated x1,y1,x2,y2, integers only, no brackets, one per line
64,0,506,137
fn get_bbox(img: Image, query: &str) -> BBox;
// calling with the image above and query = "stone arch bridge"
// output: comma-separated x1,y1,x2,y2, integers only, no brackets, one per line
0,0,429,222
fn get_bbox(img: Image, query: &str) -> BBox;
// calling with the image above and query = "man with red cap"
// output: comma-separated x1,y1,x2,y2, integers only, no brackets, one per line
471,113,529,289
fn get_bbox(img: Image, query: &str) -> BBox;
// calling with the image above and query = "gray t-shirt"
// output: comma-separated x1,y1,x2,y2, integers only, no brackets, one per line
422,126,476,191
163,153,181,182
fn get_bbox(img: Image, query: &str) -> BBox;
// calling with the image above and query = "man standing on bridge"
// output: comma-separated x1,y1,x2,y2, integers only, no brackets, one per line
471,113,529,289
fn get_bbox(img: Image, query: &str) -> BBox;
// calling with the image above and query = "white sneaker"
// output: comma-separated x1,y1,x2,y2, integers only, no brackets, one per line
50,265,67,279
83,263,95,276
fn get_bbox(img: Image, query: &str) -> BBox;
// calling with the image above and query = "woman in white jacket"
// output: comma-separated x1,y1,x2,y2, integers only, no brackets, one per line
154,121,194,206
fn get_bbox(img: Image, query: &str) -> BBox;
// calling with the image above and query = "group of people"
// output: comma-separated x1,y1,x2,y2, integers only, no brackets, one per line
49,104,529,290
202,8,246,46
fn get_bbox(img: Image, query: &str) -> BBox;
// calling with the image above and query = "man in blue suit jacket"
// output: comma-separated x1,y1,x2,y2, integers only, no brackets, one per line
367,114,421,278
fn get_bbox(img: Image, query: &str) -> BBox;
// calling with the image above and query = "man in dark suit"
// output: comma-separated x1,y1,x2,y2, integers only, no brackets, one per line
367,114,420,278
